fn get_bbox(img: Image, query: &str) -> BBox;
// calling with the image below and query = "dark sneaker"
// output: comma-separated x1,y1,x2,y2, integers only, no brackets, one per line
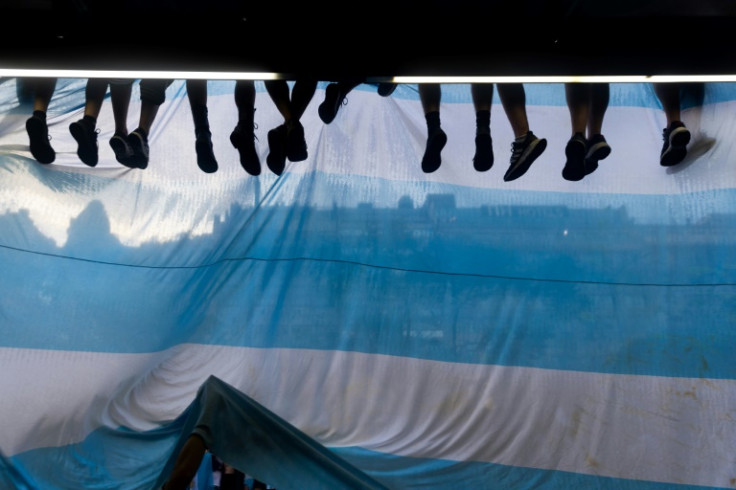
318,83,347,124
266,124,288,175
109,133,135,168
286,120,308,162
69,119,99,167
473,133,493,172
562,132,586,182
128,129,150,169
584,133,611,176
195,130,218,173
26,115,55,164
377,82,397,97
503,131,547,182
421,127,447,173
230,124,261,176
660,121,690,166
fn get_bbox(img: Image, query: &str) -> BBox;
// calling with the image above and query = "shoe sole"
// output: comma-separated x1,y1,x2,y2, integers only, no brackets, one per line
421,129,447,173
504,137,547,182
562,139,586,182
69,122,98,167
26,117,55,164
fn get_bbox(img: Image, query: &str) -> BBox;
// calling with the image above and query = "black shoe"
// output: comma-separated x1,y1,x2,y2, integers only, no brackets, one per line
503,131,547,182
562,132,586,182
26,115,55,164
128,129,150,169
286,120,307,162
69,119,99,167
473,133,493,172
377,82,397,97
195,130,218,173
266,124,288,175
109,133,135,168
421,127,447,173
230,124,261,176
660,121,690,166
318,83,347,124
584,133,611,176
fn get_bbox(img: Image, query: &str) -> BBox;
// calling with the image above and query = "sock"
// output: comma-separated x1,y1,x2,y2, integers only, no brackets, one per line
33,110,46,121
239,107,256,130
82,114,97,128
475,110,490,135
425,111,441,132
515,132,529,143
133,127,148,140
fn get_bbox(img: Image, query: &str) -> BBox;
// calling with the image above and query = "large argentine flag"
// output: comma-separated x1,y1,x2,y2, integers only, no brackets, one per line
0,77,734,489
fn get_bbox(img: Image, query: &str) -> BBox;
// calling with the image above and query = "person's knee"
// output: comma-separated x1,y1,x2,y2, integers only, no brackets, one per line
140,79,173,105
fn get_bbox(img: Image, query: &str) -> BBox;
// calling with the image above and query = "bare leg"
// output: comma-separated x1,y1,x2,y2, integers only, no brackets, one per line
161,434,207,490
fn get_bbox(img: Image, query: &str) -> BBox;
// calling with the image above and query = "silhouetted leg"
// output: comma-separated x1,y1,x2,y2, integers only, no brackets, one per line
162,434,207,490
418,83,446,173
583,82,612,175
653,83,689,166
264,80,290,175
562,82,588,181
26,77,57,164
285,79,316,162
187,79,218,173
499,83,547,182
471,83,493,171
231,80,261,176
109,80,135,167
69,78,108,167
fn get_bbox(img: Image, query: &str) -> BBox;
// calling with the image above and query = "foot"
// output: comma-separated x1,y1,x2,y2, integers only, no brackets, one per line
69,118,99,167
286,120,308,162
584,133,611,176
109,133,136,168
266,124,288,175
318,83,347,124
660,121,690,166
26,115,55,164
195,130,218,173
421,127,447,173
473,133,493,172
230,124,261,176
127,129,150,169
377,82,397,97
562,133,586,182
503,131,547,182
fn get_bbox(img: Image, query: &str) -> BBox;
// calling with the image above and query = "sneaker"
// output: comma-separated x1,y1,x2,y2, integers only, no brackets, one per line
195,130,218,174
128,129,150,169
109,133,135,168
286,120,308,162
421,127,447,173
561,132,586,182
377,82,397,97
230,124,261,176
584,133,611,176
503,131,547,182
660,121,690,166
473,133,493,172
26,115,55,164
318,83,347,124
69,119,99,167
266,124,288,175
